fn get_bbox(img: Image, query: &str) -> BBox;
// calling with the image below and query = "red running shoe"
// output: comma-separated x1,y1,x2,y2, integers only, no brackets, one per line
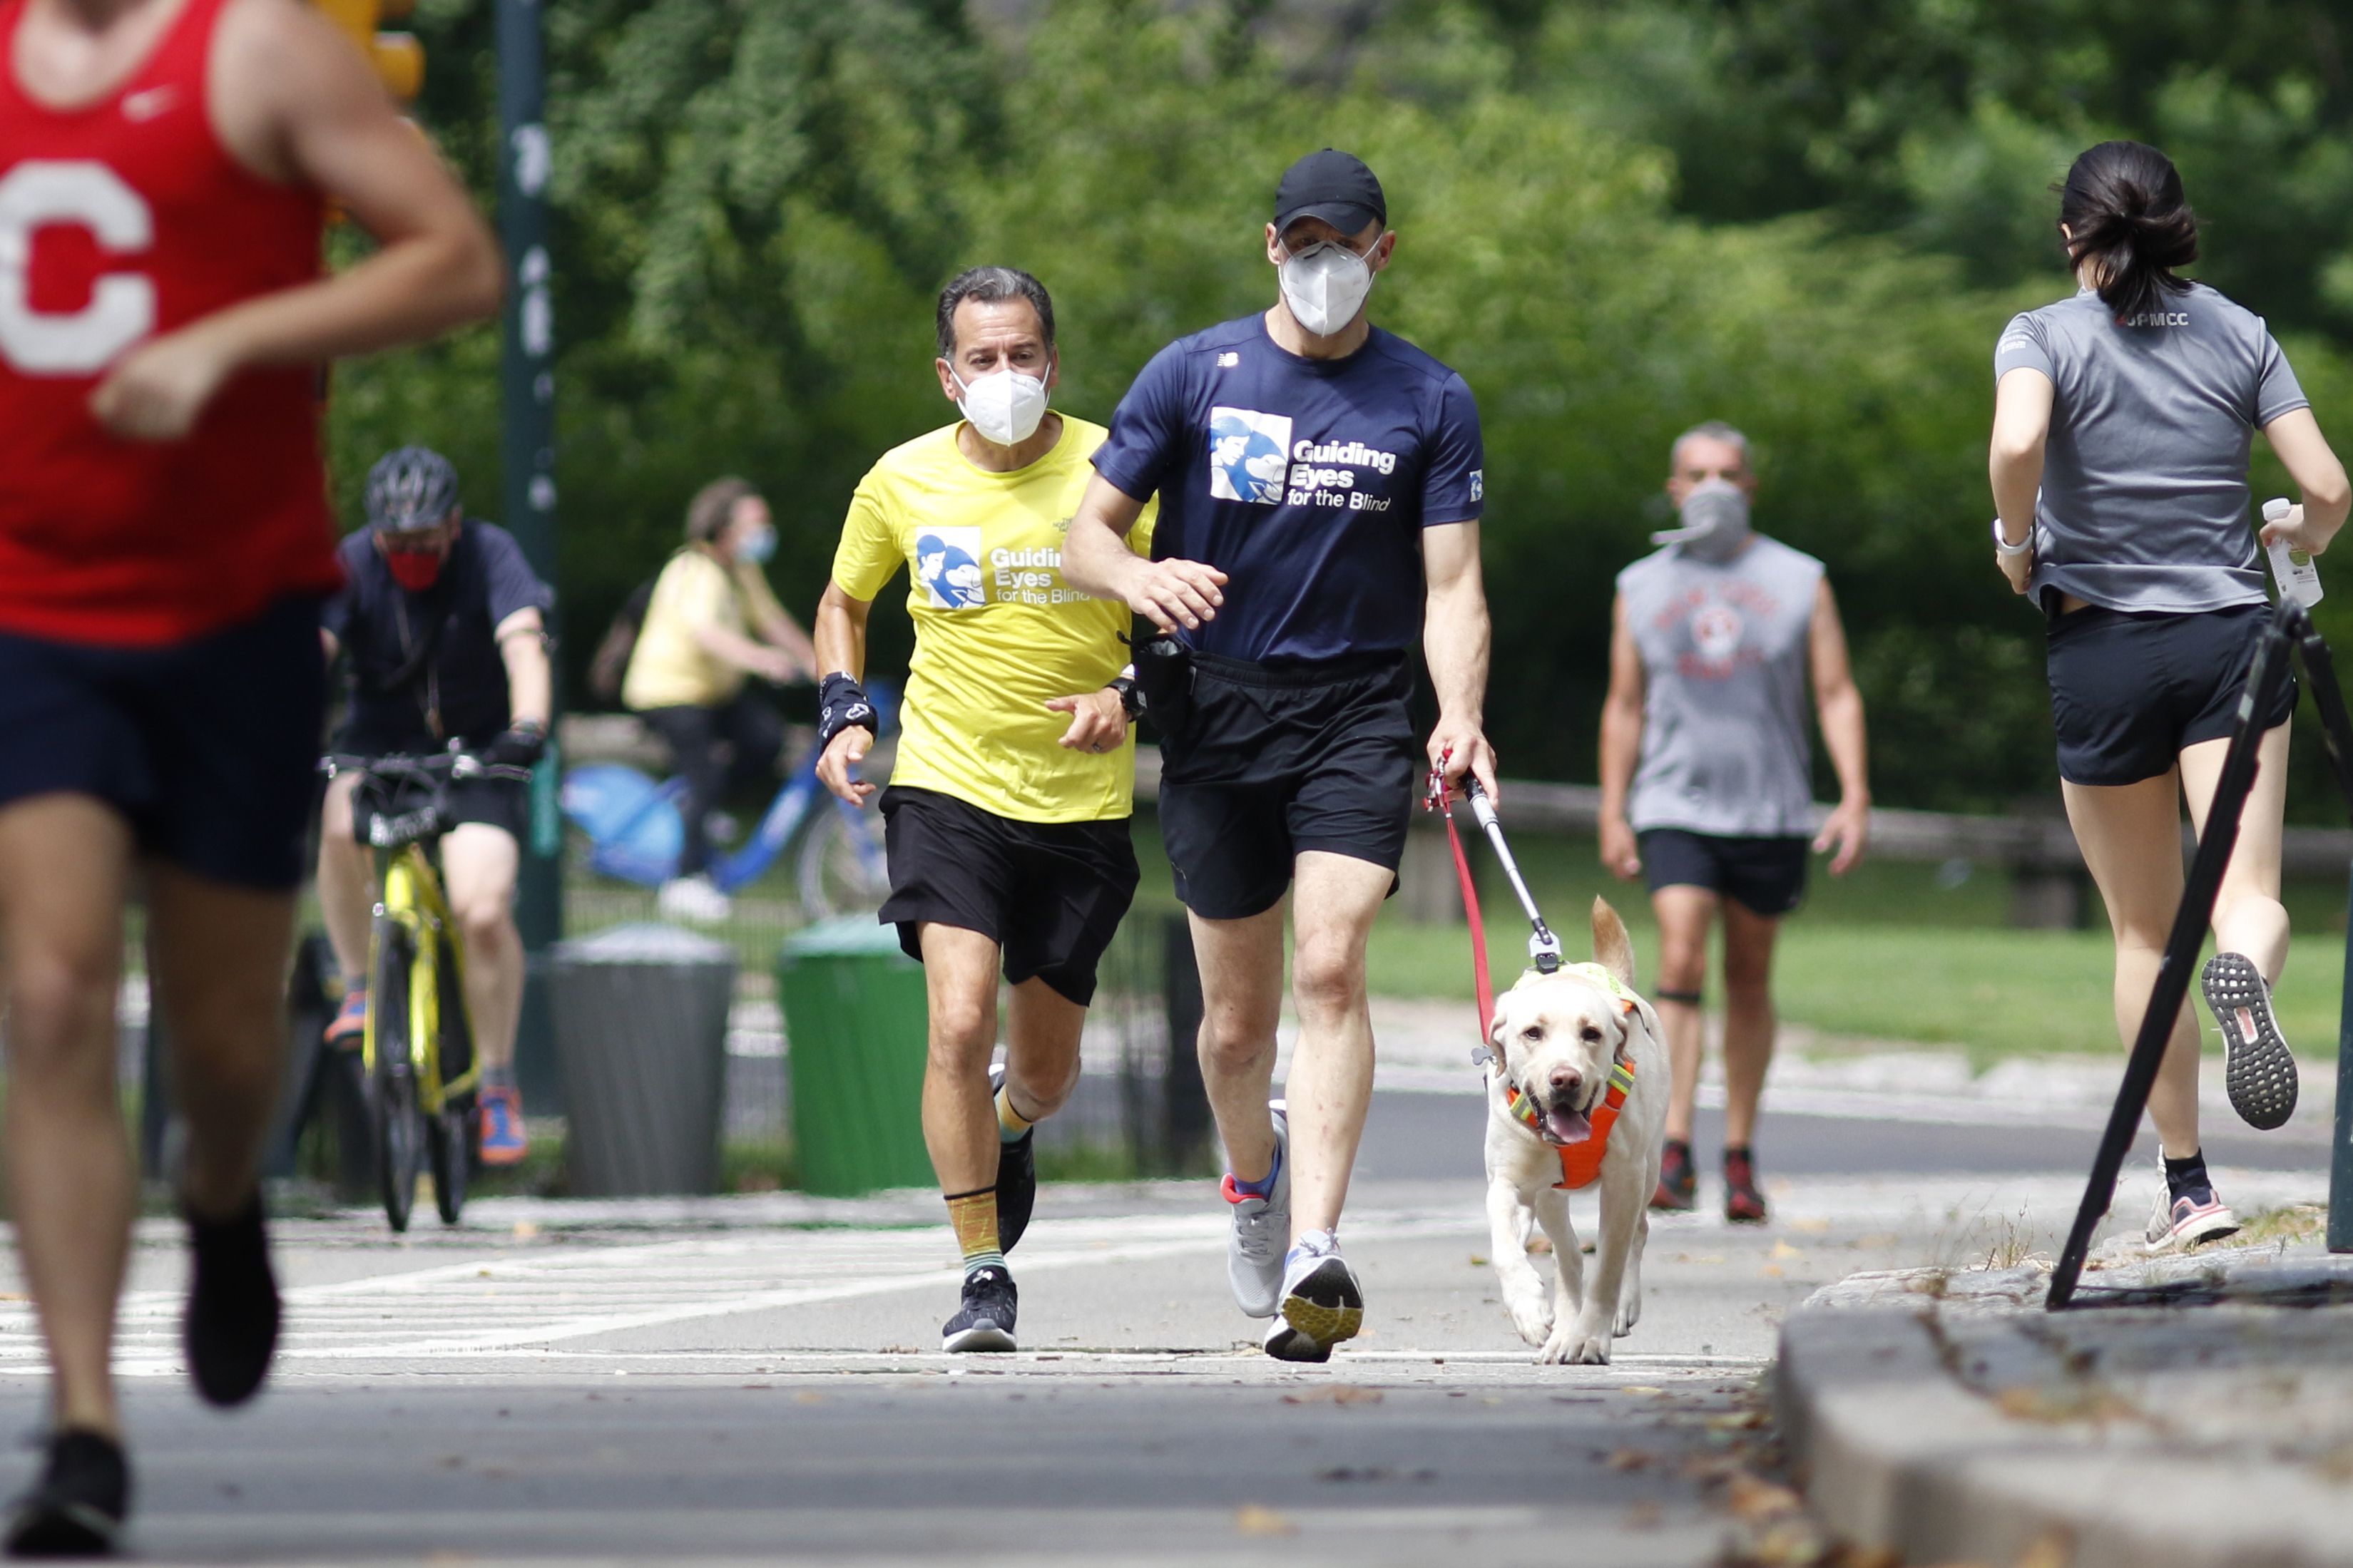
1651,1138,1696,1211
1723,1146,1768,1224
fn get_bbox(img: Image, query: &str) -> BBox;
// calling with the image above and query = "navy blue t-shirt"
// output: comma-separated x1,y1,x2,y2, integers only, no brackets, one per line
1091,314,1484,661
324,521,553,748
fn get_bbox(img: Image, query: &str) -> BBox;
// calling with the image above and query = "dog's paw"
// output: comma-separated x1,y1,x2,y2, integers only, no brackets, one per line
1504,1291,1553,1347
1613,1293,1641,1337
1537,1317,1614,1365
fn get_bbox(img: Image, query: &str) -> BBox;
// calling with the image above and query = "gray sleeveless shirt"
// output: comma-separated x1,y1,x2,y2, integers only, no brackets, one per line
1619,535,1823,838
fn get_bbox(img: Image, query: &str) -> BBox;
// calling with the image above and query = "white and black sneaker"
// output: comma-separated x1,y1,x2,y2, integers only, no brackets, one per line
2201,953,2297,1130
941,1265,1018,1353
1265,1231,1362,1363
4,1429,128,1558
989,1063,1037,1255
1222,1103,1290,1318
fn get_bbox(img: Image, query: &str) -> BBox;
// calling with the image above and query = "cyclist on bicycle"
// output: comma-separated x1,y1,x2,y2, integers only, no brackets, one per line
318,446,553,1166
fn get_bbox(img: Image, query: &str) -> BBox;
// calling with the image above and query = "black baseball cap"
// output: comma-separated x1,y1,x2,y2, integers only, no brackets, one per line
1273,149,1387,240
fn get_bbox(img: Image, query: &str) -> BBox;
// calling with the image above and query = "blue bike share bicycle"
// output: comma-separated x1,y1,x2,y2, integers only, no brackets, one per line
560,682,895,918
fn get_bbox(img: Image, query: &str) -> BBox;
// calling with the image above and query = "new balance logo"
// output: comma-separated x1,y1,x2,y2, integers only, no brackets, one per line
121,87,178,122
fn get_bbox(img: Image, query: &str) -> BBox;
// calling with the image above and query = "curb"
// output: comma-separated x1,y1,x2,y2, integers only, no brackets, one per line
1776,1293,2353,1568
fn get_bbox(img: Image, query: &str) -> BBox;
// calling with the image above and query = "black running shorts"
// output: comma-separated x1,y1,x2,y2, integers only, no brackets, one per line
1156,651,1419,921
878,785,1140,1006
1638,828,1810,918
2046,603,2296,787
0,597,326,890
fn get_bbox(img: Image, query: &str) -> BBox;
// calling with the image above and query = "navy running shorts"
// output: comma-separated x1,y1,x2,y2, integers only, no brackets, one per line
0,596,327,889
2045,603,2296,787
878,785,1140,1006
1154,650,1419,921
1638,828,1810,918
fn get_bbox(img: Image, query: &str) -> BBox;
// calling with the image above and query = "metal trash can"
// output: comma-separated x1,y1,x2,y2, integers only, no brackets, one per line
548,923,737,1197
777,917,934,1196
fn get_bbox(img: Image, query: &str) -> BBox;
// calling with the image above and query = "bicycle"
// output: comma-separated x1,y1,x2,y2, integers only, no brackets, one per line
561,681,896,918
330,746,530,1231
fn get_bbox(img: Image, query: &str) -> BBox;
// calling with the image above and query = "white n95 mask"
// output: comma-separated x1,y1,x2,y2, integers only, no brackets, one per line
1651,478,1753,563
954,365,1051,447
1279,242,1375,337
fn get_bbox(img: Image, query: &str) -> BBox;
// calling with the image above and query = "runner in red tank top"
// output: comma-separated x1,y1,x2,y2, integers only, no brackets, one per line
0,0,499,1550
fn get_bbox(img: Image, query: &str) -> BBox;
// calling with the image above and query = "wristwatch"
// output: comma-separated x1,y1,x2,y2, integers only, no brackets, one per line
1991,518,2033,557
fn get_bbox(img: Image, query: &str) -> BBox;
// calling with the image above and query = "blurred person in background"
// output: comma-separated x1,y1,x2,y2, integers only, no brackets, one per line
623,476,817,922
318,447,553,1169
1598,421,1871,1224
1989,140,2349,1252
815,265,1155,1353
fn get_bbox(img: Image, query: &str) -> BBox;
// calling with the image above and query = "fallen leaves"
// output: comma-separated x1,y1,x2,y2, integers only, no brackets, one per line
1606,1447,1655,1472
1282,1384,1383,1405
1233,1504,1296,1537
1623,1500,1663,1530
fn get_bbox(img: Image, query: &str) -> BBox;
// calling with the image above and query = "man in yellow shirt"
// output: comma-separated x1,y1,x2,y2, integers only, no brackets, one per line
815,266,1155,1352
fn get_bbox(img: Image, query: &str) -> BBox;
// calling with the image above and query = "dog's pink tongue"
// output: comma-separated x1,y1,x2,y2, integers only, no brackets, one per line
1543,1105,1593,1146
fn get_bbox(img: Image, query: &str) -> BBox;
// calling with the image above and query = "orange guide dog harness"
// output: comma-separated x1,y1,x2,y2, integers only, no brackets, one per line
1496,963,1639,1191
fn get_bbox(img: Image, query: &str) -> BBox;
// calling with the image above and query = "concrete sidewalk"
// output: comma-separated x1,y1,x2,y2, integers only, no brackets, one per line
1776,1222,2353,1568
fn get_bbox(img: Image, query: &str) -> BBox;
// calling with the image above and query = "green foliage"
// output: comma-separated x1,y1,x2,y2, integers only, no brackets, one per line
326,0,2353,817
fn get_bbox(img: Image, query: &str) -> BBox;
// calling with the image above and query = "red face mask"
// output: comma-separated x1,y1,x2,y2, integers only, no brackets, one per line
382,543,446,591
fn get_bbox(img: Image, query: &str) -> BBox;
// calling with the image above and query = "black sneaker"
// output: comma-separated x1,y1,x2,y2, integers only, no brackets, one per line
184,1194,280,1408
942,1265,1018,1353
5,1430,128,1558
1650,1138,1696,1211
2201,953,2298,1130
989,1064,1036,1254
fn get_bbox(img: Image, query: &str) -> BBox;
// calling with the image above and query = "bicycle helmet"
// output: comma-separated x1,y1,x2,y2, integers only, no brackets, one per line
364,446,460,534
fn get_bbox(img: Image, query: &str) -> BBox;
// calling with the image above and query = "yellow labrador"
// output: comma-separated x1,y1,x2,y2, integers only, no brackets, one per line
1481,898,1668,1365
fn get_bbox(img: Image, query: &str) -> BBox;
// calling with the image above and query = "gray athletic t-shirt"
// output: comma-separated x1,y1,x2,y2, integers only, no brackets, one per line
1993,282,2309,613
1619,535,1824,838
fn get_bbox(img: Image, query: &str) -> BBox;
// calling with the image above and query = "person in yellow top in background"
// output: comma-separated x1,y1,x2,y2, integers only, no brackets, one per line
624,478,818,923
815,265,1157,1353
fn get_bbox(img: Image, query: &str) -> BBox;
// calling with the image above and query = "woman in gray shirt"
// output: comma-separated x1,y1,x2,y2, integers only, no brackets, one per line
1989,140,2350,1253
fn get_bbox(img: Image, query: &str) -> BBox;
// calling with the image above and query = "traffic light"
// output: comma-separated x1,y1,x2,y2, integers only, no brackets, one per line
312,0,424,107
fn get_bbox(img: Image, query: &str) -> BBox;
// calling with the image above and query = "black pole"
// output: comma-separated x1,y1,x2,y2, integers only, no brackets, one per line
2285,612,2353,1253
2047,600,2300,1308
496,0,562,1095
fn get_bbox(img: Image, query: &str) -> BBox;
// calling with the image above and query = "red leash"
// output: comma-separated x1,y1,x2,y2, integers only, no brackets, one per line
1424,762,1494,1040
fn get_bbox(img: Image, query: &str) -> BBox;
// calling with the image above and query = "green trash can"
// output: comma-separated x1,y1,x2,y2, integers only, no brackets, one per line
777,916,936,1195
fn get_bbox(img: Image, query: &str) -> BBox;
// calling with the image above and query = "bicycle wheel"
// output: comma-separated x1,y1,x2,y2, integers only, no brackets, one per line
796,802,890,921
427,1106,469,1225
369,923,422,1233
428,931,475,1226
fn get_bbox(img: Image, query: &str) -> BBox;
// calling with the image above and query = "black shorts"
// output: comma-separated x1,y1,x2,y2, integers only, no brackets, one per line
1157,651,1418,920
0,597,326,890
878,786,1140,1006
332,723,530,842
1638,829,1810,918
2046,603,2297,787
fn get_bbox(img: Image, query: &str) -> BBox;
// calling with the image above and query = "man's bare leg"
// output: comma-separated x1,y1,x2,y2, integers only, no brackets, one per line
441,824,524,1075
316,770,374,986
1718,901,1781,1149
1648,885,1716,1145
1191,899,1288,1190
918,923,1009,1200
1003,976,1086,1128
0,797,137,1439
1280,851,1394,1238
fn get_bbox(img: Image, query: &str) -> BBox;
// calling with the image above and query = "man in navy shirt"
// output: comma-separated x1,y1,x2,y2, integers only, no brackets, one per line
317,448,553,1167
1066,150,1495,1361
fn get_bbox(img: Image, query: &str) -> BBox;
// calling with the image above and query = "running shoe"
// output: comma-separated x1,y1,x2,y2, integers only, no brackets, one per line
2146,1183,2240,1254
942,1264,1018,1353
1267,1232,1362,1362
657,874,733,924
2200,953,2298,1131
478,1084,529,1167
4,1430,128,1559
989,1062,1036,1255
183,1195,280,1408
1651,1137,1695,1211
1223,1103,1290,1318
1723,1146,1768,1224
323,987,367,1048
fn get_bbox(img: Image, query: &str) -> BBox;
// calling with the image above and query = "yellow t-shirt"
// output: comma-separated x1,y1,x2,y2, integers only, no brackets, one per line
622,547,789,711
830,417,1156,824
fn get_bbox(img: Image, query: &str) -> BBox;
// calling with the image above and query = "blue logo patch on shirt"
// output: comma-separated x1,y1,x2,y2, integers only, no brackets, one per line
916,527,986,609
1208,406,1291,505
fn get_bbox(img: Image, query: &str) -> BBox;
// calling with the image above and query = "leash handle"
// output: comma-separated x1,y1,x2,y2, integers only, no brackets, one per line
1460,777,1562,972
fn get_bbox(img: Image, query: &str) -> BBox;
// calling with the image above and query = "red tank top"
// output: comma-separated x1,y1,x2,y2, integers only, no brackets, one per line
0,0,340,646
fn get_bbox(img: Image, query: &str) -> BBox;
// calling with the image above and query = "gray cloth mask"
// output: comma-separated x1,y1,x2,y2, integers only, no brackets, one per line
1651,478,1752,563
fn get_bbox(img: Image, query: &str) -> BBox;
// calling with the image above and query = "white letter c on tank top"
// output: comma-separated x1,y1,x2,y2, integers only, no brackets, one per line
0,161,156,375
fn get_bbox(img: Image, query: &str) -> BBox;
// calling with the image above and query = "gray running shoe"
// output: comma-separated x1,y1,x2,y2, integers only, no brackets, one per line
1221,1103,1290,1318
2201,953,2297,1130
1270,1231,1363,1361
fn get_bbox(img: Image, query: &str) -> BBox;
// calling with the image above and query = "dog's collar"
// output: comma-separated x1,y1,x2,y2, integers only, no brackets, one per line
1499,1053,1636,1192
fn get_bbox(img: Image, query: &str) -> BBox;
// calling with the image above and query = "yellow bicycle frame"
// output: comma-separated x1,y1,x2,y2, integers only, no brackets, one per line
360,842,481,1114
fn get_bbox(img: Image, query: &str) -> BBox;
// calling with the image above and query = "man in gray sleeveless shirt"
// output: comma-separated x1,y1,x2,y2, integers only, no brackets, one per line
1598,422,1872,1222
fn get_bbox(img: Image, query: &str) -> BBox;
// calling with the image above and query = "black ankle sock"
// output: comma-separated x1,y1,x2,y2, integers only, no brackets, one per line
2163,1152,2212,1202
184,1193,281,1408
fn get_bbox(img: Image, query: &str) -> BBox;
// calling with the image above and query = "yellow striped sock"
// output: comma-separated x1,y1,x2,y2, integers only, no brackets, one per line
945,1187,1003,1274
995,1082,1035,1143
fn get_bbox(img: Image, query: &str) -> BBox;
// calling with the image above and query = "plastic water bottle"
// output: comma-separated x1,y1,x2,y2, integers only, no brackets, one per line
2262,497,2323,608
